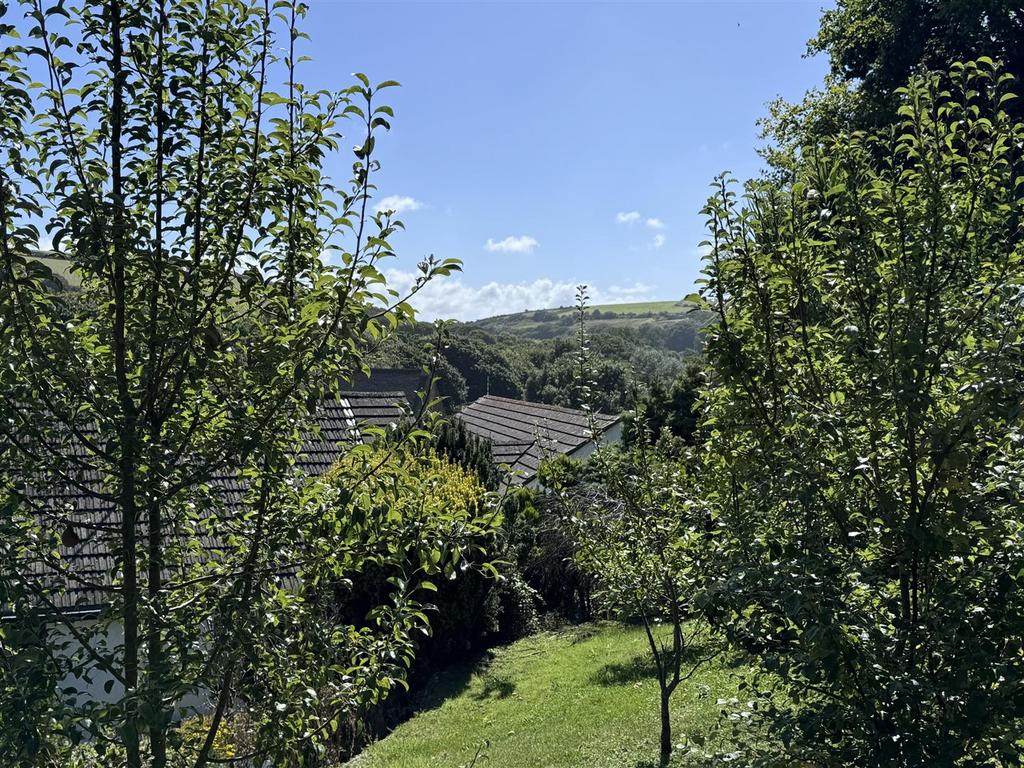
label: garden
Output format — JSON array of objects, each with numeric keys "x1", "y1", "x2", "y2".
[{"x1": 1, "y1": 1, "x2": 1023, "y2": 766}]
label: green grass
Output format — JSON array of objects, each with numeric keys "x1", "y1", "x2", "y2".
[
  {"x1": 348, "y1": 623, "x2": 741, "y2": 768},
  {"x1": 28, "y1": 253, "x2": 82, "y2": 289},
  {"x1": 584, "y1": 300, "x2": 693, "y2": 316}
]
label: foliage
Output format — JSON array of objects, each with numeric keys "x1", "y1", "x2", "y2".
[
  {"x1": 762, "y1": 0, "x2": 1024, "y2": 169},
  {"x1": 322, "y1": 439, "x2": 494, "y2": 577},
  {"x1": 369, "y1": 324, "x2": 527, "y2": 404},
  {"x1": 482, "y1": 569, "x2": 540, "y2": 644},
  {"x1": 525, "y1": 346, "x2": 631, "y2": 413},
  {"x1": 438, "y1": 328, "x2": 530, "y2": 401},
  {"x1": 0, "y1": 613, "x2": 60, "y2": 763},
  {"x1": 697, "y1": 62, "x2": 1024, "y2": 765},
  {"x1": 625, "y1": 361, "x2": 704, "y2": 448},
  {"x1": 506, "y1": 485, "x2": 596, "y2": 624},
  {"x1": 480, "y1": 488, "x2": 544, "y2": 643},
  {"x1": 432, "y1": 417, "x2": 500, "y2": 490},
  {"x1": 536, "y1": 289, "x2": 721, "y2": 765},
  {"x1": 0, "y1": 0, "x2": 463, "y2": 764},
  {"x1": 322, "y1": 436, "x2": 499, "y2": 665},
  {"x1": 371, "y1": 319, "x2": 693, "y2": 413},
  {"x1": 811, "y1": 0, "x2": 1024, "y2": 128}
]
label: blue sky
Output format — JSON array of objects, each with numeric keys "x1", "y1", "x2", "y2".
[
  {"x1": 299, "y1": 1, "x2": 833, "y2": 320},
  {"x1": 312, "y1": 0, "x2": 833, "y2": 321}
]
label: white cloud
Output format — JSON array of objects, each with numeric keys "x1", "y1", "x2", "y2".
[
  {"x1": 651, "y1": 234, "x2": 667, "y2": 249},
  {"x1": 616, "y1": 211, "x2": 641, "y2": 225},
  {"x1": 645, "y1": 217, "x2": 665, "y2": 230},
  {"x1": 384, "y1": 269, "x2": 656, "y2": 321},
  {"x1": 484, "y1": 235, "x2": 539, "y2": 254},
  {"x1": 374, "y1": 195, "x2": 424, "y2": 215},
  {"x1": 602, "y1": 284, "x2": 651, "y2": 303}
]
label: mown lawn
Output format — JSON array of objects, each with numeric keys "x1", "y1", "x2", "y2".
[{"x1": 348, "y1": 622, "x2": 742, "y2": 768}]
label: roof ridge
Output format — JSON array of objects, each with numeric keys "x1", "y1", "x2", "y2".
[{"x1": 474, "y1": 394, "x2": 618, "y2": 420}]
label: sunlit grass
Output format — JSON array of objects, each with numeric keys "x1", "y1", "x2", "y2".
[{"x1": 349, "y1": 622, "x2": 742, "y2": 768}]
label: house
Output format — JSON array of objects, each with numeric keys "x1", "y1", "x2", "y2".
[
  {"x1": 457, "y1": 395, "x2": 623, "y2": 487},
  {"x1": 16, "y1": 378, "x2": 618, "y2": 617}
]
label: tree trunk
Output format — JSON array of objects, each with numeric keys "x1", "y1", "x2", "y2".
[{"x1": 659, "y1": 687, "x2": 672, "y2": 767}]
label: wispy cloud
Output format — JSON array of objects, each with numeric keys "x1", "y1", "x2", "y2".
[
  {"x1": 618, "y1": 211, "x2": 667, "y2": 240},
  {"x1": 606, "y1": 283, "x2": 654, "y2": 300},
  {"x1": 484, "y1": 235, "x2": 539, "y2": 254},
  {"x1": 374, "y1": 195, "x2": 424, "y2": 215},
  {"x1": 385, "y1": 270, "x2": 656, "y2": 321}
]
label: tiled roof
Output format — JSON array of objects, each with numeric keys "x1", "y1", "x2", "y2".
[
  {"x1": 458, "y1": 396, "x2": 620, "y2": 484},
  {"x1": 344, "y1": 390, "x2": 411, "y2": 434},
  {"x1": 341, "y1": 368, "x2": 432, "y2": 414},
  {"x1": 18, "y1": 392, "x2": 409, "y2": 616}
]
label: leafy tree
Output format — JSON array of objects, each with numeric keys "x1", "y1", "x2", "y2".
[
  {"x1": 441, "y1": 328, "x2": 529, "y2": 401},
  {"x1": 544, "y1": 290, "x2": 719, "y2": 767},
  {"x1": 0, "y1": 0, "x2": 464, "y2": 765},
  {"x1": 698, "y1": 62, "x2": 1024, "y2": 765},
  {"x1": 366, "y1": 322, "x2": 469, "y2": 405},
  {"x1": 812, "y1": 0, "x2": 1024, "y2": 127},
  {"x1": 625, "y1": 361, "x2": 704, "y2": 448},
  {"x1": 628, "y1": 346, "x2": 691, "y2": 392},
  {"x1": 544, "y1": 446, "x2": 718, "y2": 767},
  {"x1": 762, "y1": 1, "x2": 1024, "y2": 169},
  {"x1": 525, "y1": 354, "x2": 631, "y2": 413}
]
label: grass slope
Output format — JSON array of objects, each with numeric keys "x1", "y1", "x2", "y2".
[{"x1": 349, "y1": 623, "x2": 740, "y2": 768}]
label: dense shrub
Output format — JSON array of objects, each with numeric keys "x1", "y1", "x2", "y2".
[
  {"x1": 320, "y1": 441, "x2": 498, "y2": 757},
  {"x1": 482, "y1": 570, "x2": 540, "y2": 644},
  {"x1": 500, "y1": 480, "x2": 595, "y2": 623},
  {"x1": 433, "y1": 417, "x2": 500, "y2": 490}
]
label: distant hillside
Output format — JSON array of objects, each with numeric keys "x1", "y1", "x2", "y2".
[{"x1": 469, "y1": 299, "x2": 711, "y2": 351}]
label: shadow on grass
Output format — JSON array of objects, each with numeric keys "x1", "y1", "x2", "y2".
[
  {"x1": 408, "y1": 649, "x2": 517, "y2": 710},
  {"x1": 407, "y1": 651, "x2": 492, "y2": 714},
  {"x1": 591, "y1": 653, "x2": 659, "y2": 686},
  {"x1": 592, "y1": 643, "x2": 716, "y2": 687},
  {"x1": 473, "y1": 673, "x2": 516, "y2": 700}
]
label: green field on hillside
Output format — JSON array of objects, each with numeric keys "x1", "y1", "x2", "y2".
[
  {"x1": 584, "y1": 300, "x2": 693, "y2": 316},
  {"x1": 468, "y1": 300, "x2": 710, "y2": 347},
  {"x1": 349, "y1": 623, "x2": 742, "y2": 768},
  {"x1": 476, "y1": 300, "x2": 692, "y2": 322}
]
